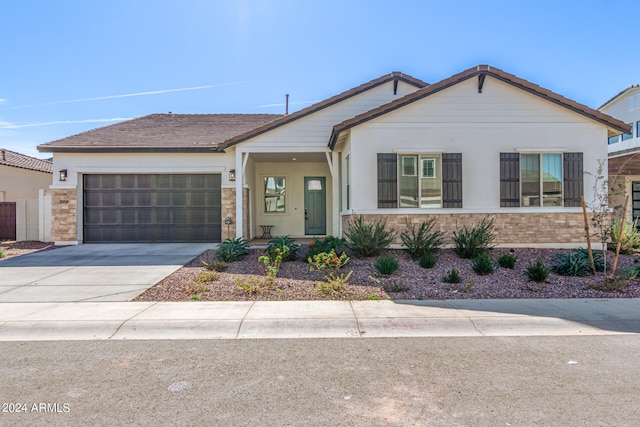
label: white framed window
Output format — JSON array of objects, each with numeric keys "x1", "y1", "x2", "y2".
[
  {"x1": 264, "y1": 176, "x2": 286, "y2": 213},
  {"x1": 401, "y1": 156, "x2": 417, "y2": 176},
  {"x1": 422, "y1": 158, "x2": 436, "y2": 178},
  {"x1": 399, "y1": 154, "x2": 442, "y2": 208}
]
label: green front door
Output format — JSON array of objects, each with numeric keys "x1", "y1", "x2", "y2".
[{"x1": 304, "y1": 177, "x2": 326, "y2": 235}]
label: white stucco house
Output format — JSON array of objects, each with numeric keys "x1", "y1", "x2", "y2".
[
  {"x1": 37, "y1": 65, "x2": 629, "y2": 247},
  {"x1": 0, "y1": 148, "x2": 53, "y2": 241},
  {"x1": 599, "y1": 85, "x2": 640, "y2": 225}
]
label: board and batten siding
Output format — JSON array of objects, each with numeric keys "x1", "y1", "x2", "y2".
[{"x1": 347, "y1": 76, "x2": 607, "y2": 212}]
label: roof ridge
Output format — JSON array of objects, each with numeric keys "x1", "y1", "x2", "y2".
[{"x1": 0, "y1": 147, "x2": 53, "y2": 173}]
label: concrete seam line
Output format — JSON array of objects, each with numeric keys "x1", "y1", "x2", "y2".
[
  {"x1": 443, "y1": 299, "x2": 486, "y2": 336},
  {"x1": 236, "y1": 301, "x2": 255, "y2": 339},
  {"x1": 348, "y1": 301, "x2": 364, "y2": 337},
  {"x1": 108, "y1": 301, "x2": 158, "y2": 340}
]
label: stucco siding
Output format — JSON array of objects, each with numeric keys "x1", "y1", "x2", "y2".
[{"x1": 0, "y1": 164, "x2": 51, "y2": 201}]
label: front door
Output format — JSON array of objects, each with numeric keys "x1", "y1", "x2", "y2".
[{"x1": 304, "y1": 177, "x2": 326, "y2": 235}]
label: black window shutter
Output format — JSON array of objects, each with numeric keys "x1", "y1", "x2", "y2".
[
  {"x1": 563, "y1": 152, "x2": 583, "y2": 207},
  {"x1": 500, "y1": 153, "x2": 520, "y2": 207},
  {"x1": 442, "y1": 153, "x2": 462, "y2": 208},
  {"x1": 377, "y1": 153, "x2": 397, "y2": 208}
]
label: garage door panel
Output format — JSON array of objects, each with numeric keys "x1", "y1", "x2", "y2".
[{"x1": 83, "y1": 174, "x2": 221, "y2": 243}]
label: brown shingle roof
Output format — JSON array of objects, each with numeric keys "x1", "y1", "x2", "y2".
[
  {"x1": 0, "y1": 148, "x2": 52, "y2": 173},
  {"x1": 37, "y1": 114, "x2": 282, "y2": 153},
  {"x1": 329, "y1": 65, "x2": 632, "y2": 149}
]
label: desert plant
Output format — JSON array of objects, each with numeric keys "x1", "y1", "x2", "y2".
[
  {"x1": 182, "y1": 280, "x2": 210, "y2": 296},
  {"x1": 194, "y1": 270, "x2": 219, "y2": 283},
  {"x1": 400, "y1": 217, "x2": 444, "y2": 260},
  {"x1": 551, "y1": 251, "x2": 592, "y2": 277},
  {"x1": 267, "y1": 235, "x2": 299, "y2": 261},
  {"x1": 202, "y1": 259, "x2": 228, "y2": 271},
  {"x1": 497, "y1": 252, "x2": 517, "y2": 269},
  {"x1": 442, "y1": 268, "x2": 462, "y2": 284},
  {"x1": 258, "y1": 246, "x2": 289, "y2": 283},
  {"x1": 344, "y1": 215, "x2": 396, "y2": 258},
  {"x1": 216, "y1": 237, "x2": 249, "y2": 262},
  {"x1": 419, "y1": 251, "x2": 438, "y2": 269},
  {"x1": 526, "y1": 259, "x2": 549, "y2": 283},
  {"x1": 382, "y1": 279, "x2": 405, "y2": 293},
  {"x1": 472, "y1": 252, "x2": 495, "y2": 275},
  {"x1": 307, "y1": 236, "x2": 346, "y2": 258},
  {"x1": 610, "y1": 219, "x2": 640, "y2": 255},
  {"x1": 314, "y1": 271, "x2": 352, "y2": 295},
  {"x1": 619, "y1": 266, "x2": 640, "y2": 280},
  {"x1": 0, "y1": 248, "x2": 5, "y2": 259},
  {"x1": 452, "y1": 217, "x2": 496, "y2": 259},
  {"x1": 588, "y1": 275, "x2": 631, "y2": 292},
  {"x1": 236, "y1": 276, "x2": 270, "y2": 294},
  {"x1": 374, "y1": 255, "x2": 400, "y2": 275},
  {"x1": 575, "y1": 248, "x2": 606, "y2": 272}
]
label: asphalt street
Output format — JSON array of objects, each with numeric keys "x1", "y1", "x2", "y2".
[{"x1": 2, "y1": 336, "x2": 640, "y2": 426}]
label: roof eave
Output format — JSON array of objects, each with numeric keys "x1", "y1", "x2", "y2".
[{"x1": 37, "y1": 145, "x2": 223, "y2": 154}]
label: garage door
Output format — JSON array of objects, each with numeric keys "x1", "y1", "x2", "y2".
[{"x1": 83, "y1": 174, "x2": 221, "y2": 243}]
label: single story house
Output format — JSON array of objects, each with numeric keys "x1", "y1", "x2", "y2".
[
  {"x1": 37, "y1": 65, "x2": 629, "y2": 247},
  {"x1": 0, "y1": 148, "x2": 53, "y2": 241}
]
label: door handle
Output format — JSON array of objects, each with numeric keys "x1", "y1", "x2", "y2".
[{"x1": 305, "y1": 208, "x2": 308, "y2": 220}]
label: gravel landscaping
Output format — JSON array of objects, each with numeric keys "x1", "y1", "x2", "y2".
[
  {"x1": 0, "y1": 241, "x2": 57, "y2": 260},
  {"x1": 134, "y1": 247, "x2": 640, "y2": 302}
]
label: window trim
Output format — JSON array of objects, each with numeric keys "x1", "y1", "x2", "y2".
[
  {"x1": 263, "y1": 175, "x2": 287, "y2": 214},
  {"x1": 399, "y1": 153, "x2": 442, "y2": 208},
  {"x1": 422, "y1": 158, "x2": 436, "y2": 179},
  {"x1": 401, "y1": 156, "x2": 417, "y2": 176},
  {"x1": 519, "y1": 152, "x2": 563, "y2": 207}
]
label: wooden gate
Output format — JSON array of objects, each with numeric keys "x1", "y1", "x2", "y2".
[{"x1": 0, "y1": 202, "x2": 16, "y2": 240}]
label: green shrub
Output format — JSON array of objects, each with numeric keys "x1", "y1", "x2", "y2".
[
  {"x1": 267, "y1": 235, "x2": 299, "y2": 261},
  {"x1": 419, "y1": 251, "x2": 438, "y2": 269},
  {"x1": 526, "y1": 259, "x2": 549, "y2": 283},
  {"x1": 236, "y1": 276, "x2": 271, "y2": 294},
  {"x1": 315, "y1": 271, "x2": 352, "y2": 295},
  {"x1": 307, "y1": 236, "x2": 346, "y2": 258},
  {"x1": 472, "y1": 252, "x2": 495, "y2": 275},
  {"x1": 0, "y1": 248, "x2": 5, "y2": 259},
  {"x1": 442, "y1": 268, "x2": 462, "y2": 284},
  {"x1": 216, "y1": 237, "x2": 249, "y2": 262},
  {"x1": 400, "y1": 217, "x2": 444, "y2": 260},
  {"x1": 497, "y1": 252, "x2": 517, "y2": 269},
  {"x1": 344, "y1": 215, "x2": 396, "y2": 258},
  {"x1": 194, "y1": 270, "x2": 219, "y2": 283},
  {"x1": 619, "y1": 266, "x2": 639, "y2": 280},
  {"x1": 202, "y1": 260, "x2": 228, "y2": 271},
  {"x1": 552, "y1": 249, "x2": 606, "y2": 276},
  {"x1": 182, "y1": 281, "x2": 210, "y2": 296},
  {"x1": 452, "y1": 217, "x2": 496, "y2": 259},
  {"x1": 611, "y1": 219, "x2": 640, "y2": 255},
  {"x1": 374, "y1": 256, "x2": 400, "y2": 275},
  {"x1": 259, "y1": 247, "x2": 289, "y2": 283}
]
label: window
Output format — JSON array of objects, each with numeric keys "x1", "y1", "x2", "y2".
[
  {"x1": 637, "y1": 121, "x2": 640, "y2": 138},
  {"x1": 520, "y1": 153, "x2": 562, "y2": 207},
  {"x1": 608, "y1": 135, "x2": 620, "y2": 145},
  {"x1": 264, "y1": 176, "x2": 285, "y2": 213},
  {"x1": 622, "y1": 123, "x2": 633, "y2": 141},
  {"x1": 345, "y1": 155, "x2": 350, "y2": 210},
  {"x1": 628, "y1": 93, "x2": 640, "y2": 111},
  {"x1": 399, "y1": 154, "x2": 442, "y2": 208}
]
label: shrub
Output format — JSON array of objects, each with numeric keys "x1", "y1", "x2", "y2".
[
  {"x1": 442, "y1": 268, "x2": 462, "y2": 284},
  {"x1": 588, "y1": 275, "x2": 631, "y2": 292},
  {"x1": 267, "y1": 235, "x2": 299, "y2": 261},
  {"x1": 400, "y1": 217, "x2": 444, "y2": 260},
  {"x1": 610, "y1": 219, "x2": 640, "y2": 255},
  {"x1": 497, "y1": 252, "x2": 517, "y2": 269},
  {"x1": 0, "y1": 248, "x2": 5, "y2": 259},
  {"x1": 551, "y1": 249, "x2": 606, "y2": 276},
  {"x1": 182, "y1": 280, "x2": 210, "y2": 296},
  {"x1": 344, "y1": 215, "x2": 396, "y2": 258},
  {"x1": 419, "y1": 251, "x2": 438, "y2": 269},
  {"x1": 315, "y1": 271, "x2": 352, "y2": 296},
  {"x1": 258, "y1": 247, "x2": 289, "y2": 283},
  {"x1": 236, "y1": 276, "x2": 270, "y2": 294},
  {"x1": 452, "y1": 217, "x2": 496, "y2": 259},
  {"x1": 202, "y1": 260, "x2": 228, "y2": 271},
  {"x1": 526, "y1": 259, "x2": 549, "y2": 283},
  {"x1": 216, "y1": 237, "x2": 249, "y2": 262},
  {"x1": 619, "y1": 266, "x2": 639, "y2": 280},
  {"x1": 194, "y1": 271, "x2": 219, "y2": 283},
  {"x1": 382, "y1": 279, "x2": 405, "y2": 293},
  {"x1": 374, "y1": 256, "x2": 399, "y2": 275},
  {"x1": 472, "y1": 252, "x2": 494, "y2": 275},
  {"x1": 307, "y1": 236, "x2": 346, "y2": 259}
]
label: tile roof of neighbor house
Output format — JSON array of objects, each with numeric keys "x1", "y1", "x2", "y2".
[
  {"x1": 0, "y1": 148, "x2": 52, "y2": 173},
  {"x1": 37, "y1": 114, "x2": 283, "y2": 152},
  {"x1": 37, "y1": 72, "x2": 428, "y2": 153},
  {"x1": 329, "y1": 65, "x2": 632, "y2": 148},
  {"x1": 598, "y1": 84, "x2": 640, "y2": 110}
]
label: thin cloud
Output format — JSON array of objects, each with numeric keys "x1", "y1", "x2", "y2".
[
  {"x1": 0, "y1": 118, "x2": 132, "y2": 129},
  {"x1": 254, "y1": 100, "x2": 320, "y2": 108},
  {"x1": 0, "y1": 99, "x2": 6, "y2": 103},
  {"x1": 2, "y1": 80, "x2": 258, "y2": 110}
]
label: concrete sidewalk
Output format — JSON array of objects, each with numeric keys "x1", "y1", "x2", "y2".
[{"x1": 0, "y1": 298, "x2": 639, "y2": 341}]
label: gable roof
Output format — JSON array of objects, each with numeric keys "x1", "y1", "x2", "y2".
[
  {"x1": 217, "y1": 72, "x2": 429, "y2": 150},
  {"x1": 0, "y1": 148, "x2": 52, "y2": 173},
  {"x1": 38, "y1": 114, "x2": 282, "y2": 153},
  {"x1": 329, "y1": 65, "x2": 632, "y2": 149},
  {"x1": 598, "y1": 84, "x2": 640, "y2": 110}
]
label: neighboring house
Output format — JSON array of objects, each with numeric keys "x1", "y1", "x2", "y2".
[
  {"x1": 599, "y1": 85, "x2": 640, "y2": 225},
  {"x1": 0, "y1": 148, "x2": 53, "y2": 241},
  {"x1": 37, "y1": 65, "x2": 629, "y2": 247}
]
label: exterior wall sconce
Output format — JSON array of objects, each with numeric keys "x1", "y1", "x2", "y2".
[
  {"x1": 59, "y1": 169, "x2": 68, "y2": 181},
  {"x1": 229, "y1": 169, "x2": 236, "y2": 181}
]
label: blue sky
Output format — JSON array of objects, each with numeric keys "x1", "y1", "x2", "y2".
[{"x1": 1, "y1": 0, "x2": 638, "y2": 158}]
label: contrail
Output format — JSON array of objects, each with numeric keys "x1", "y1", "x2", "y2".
[
  {"x1": 254, "y1": 100, "x2": 320, "y2": 108},
  {"x1": 0, "y1": 118, "x2": 132, "y2": 129},
  {"x1": 1, "y1": 80, "x2": 258, "y2": 110}
]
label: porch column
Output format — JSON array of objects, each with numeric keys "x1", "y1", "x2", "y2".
[
  {"x1": 328, "y1": 152, "x2": 340, "y2": 236},
  {"x1": 235, "y1": 149, "x2": 244, "y2": 239}
]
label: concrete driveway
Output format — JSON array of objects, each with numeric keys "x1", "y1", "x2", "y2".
[{"x1": 0, "y1": 243, "x2": 214, "y2": 302}]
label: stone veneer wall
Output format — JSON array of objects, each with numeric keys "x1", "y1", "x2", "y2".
[
  {"x1": 50, "y1": 188, "x2": 78, "y2": 242},
  {"x1": 220, "y1": 187, "x2": 250, "y2": 240},
  {"x1": 341, "y1": 212, "x2": 589, "y2": 246}
]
